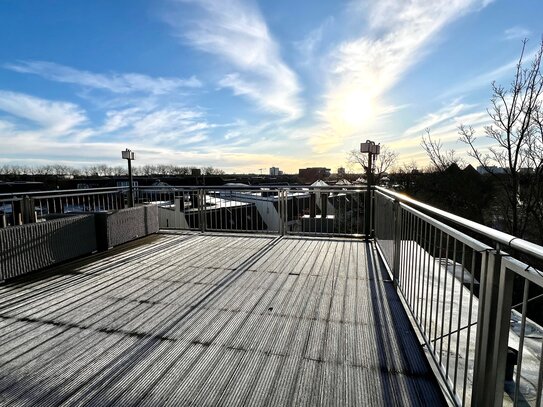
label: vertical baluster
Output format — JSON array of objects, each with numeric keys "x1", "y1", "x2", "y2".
[
  {"x1": 536, "y1": 337, "x2": 543, "y2": 407},
  {"x1": 453, "y1": 243, "x2": 467, "y2": 392},
  {"x1": 427, "y1": 226, "x2": 438, "y2": 341},
  {"x1": 514, "y1": 279, "x2": 530, "y2": 405},
  {"x1": 412, "y1": 215, "x2": 421, "y2": 310},
  {"x1": 417, "y1": 220, "x2": 429, "y2": 325},
  {"x1": 407, "y1": 212, "x2": 416, "y2": 308},
  {"x1": 439, "y1": 234, "x2": 450, "y2": 365},
  {"x1": 423, "y1": 224, "x2": 434, "y2": 336},
  {"x1": 446, "y1": 238, "x2": 458, "y2": 376},
  {"x1": 404, "y1": 211, "x2": 412, "y2": 303},
  {"x1": 462, "y1": 249, "x2": 477, "y2": 406}
]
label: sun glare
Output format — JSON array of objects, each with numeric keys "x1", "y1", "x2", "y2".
[{"x1": 339, "y1": 90, "x2": 374, "y2": 128}]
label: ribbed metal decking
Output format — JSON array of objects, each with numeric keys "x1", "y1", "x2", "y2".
[{"x1": 0, "y1": 232, "x2": 445, "y2": 406}]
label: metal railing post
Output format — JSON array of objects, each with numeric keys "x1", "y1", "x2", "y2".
[
  {"x1": 364, "y1": 188, "x2": 371, "y2": 239},
  {"x1": 472, "y1": 248, "x2": 513, "y2": 406},
  {"x1": 279, "y1": 190, "x2": 286, "y2": 236},
  {"x1": 392, "y1": 199, "x2": 402, "y2": 287},
  {"x1": 198, "y1": 189, "x2": 206, "y2": 232}
]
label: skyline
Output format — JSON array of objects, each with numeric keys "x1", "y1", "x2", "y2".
[{"x1": 0, "y1": 0, "x2": 542, "y2": 173}]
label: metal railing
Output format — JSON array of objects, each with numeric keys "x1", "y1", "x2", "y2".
[
  {"x1": 138, "y1": 185, "x2": 367, "y2": 237},
  {"x1": 0, "y1": 187, "x2": 127, "y2": 226},
  {"x1": 374, "y1": 186, "x2": 543, "y2": 407},
  {"x1": 0, "y1": 185, "x2": 367, "y2": 236}
]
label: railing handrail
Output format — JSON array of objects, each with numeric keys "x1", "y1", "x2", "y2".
[
  {"x1": 0, "y1": 186, "x2": 128, "y2": 199},
  {"x1": 0, "y1": 184, "x2": 365, "y2": 199},
  {"x1": 137, "y1": 184, "x2": 366, "y2": 190},
  {"x1": 375, "y1": 185, "x2": 543, "y2": 262}
]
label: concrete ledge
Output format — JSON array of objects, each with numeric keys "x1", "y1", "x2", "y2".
[
  {"x1": 0, "y1": 214, "x2": 97, "y2": 281},
  {"x1": 95, "y1": 204, "x2": 159, "y2": 250}
]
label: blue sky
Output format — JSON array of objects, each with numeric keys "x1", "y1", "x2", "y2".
[{"x1": 0, "y1": 0, "x2": 541, "y2": 173}]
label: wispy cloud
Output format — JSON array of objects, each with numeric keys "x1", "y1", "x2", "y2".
[
  {"x1": 386, "y1": 99, "x2": 492, "y2": 164},
  {"x1": 504, "y1": 26, "x2": 531, "y2": 41},
  {"x1": 294, "y1": 16, "x2": 334, "y2": 66},
  {"x1": 164, "y1": 0, "x2": 303, "y2": 119},
  {"x1": 310, "y1": 0, "x2": 493, "y2": 153},
  {"x1": 440, "y1": 45, "x2": 539, "y2": 99},
  {"x1": 403, "y1": 100, "x2": 473, "y2": 136},
  {"x1": 5, "y1": 60, "x2": 202, "y2": 94},
  {"x1": 0, "y1": 87, "x2": 225, "y2": 158},
  {"x1": 0, "y1": 90, "x2": 87, "y2": 135}
]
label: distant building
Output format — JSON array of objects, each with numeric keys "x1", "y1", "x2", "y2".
[
  {"x1": 270, "y1": 167, "x2": 280, "y2": 176},
  {"x1": 337, "y1": 167, "x2": 346, "y2": 176},
  {"x1": 477, "y1": 166, "x2": 534, "y2": 175},
  {"x1": 116, "y1": 180, "x2": 139, "y2": 188},
  {"x1": 477, "y1": 165, "x2": 506, "y2": 175},
  {"x1": 299, "y1": 167, "x2": 331, "y2": 184},
  {"x1": 191, "y1": 168, "x2": 202, "y2": 176}
]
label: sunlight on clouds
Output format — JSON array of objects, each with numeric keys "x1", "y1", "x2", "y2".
[
  {"x1": 311, "y1": 0, "x2": 493, "y2": 154},
  {"x1": 328, "y1": 88, "x2": 375, "y2": 132},
  {"x1": 0, "y1": 90, "x2": 87, "y2": 135},
  {"x1": 403, "y1": 101, "x2": 470, "y2": 136},
  {"x1": 165, "y1": 0, "x2": 303, "y2": 119},
  {"x1": 0, "y1": 133, "x2": 325, "y2": 173},
  {"x1": 388, "y1": 99, "x2": 494, "y2": 168}
]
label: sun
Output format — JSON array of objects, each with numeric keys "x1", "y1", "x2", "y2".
[{"x1": 339, "y1": 90, "x2": 375, "y2": 129}]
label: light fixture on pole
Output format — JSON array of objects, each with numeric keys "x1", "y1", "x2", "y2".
[
  {"x1": 121, "y1": 148, "x2": 135, "y2": 207},
  {"x1": 360, "y1": 140, "x2": 380, "y2": 238}
]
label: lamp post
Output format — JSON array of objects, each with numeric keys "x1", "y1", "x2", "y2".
[
  {"x1": 360, "y1": 140, "x2": 380, "y2": 238},
  {"x1": 122, "y1": 149, "x2": 135, "y2": 208}
]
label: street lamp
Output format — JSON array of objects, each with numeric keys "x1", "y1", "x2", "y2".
[
  {"x1": 122, "y1": 148, "x2": 135, "y2": 207},
  {"x1": 360, "y1": 140, "x2": 380, "y2": 238}
]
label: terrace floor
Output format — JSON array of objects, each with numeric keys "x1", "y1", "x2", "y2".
[{"x1": 0, "y1": 232, "x2": 445, "y2": 406}]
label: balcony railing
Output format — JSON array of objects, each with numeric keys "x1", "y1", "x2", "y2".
[
  {"x1": 374, "y1": 186, "x2": 543, "y2": 407},
  {"x1": 1, "y1": 183, "x2": 542, "y2": 406},
  {"x1": 0, "y1": 187, "x2": 126, "y2": 226},
  {"x1": 137, "y1": 185, "x2": 368, "y2": 237}
]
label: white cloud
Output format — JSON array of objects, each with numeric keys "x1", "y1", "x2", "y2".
[
  {"x1": 504, "y1": 26, "x2": 531, "y2": 41},
  {"x1": 0, "y1": 90, "x2": 87, "y2": 135},
  {"x1": 310, "y1": 0, "x2": 493, "y2": 153},
  {"x1": 440, "y1": 46, "x2": 539, "y2": 99},
  {"x1": 96, "y1": 105, "x2": 222, "y2": 147},
  {"x1": 385, "y1": 100, "x2": 492, "y2": 165},
  {"x1": 403, "y1": 100, "x2": 473, "y2": 136},
  {"x1": 164, "y1": 0, "x2": 303, "y2": 119},
  {"x1": 5, "y1": 60, "x2": 202, "y2": 94}
]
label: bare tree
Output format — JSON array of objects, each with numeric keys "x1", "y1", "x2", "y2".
[
  {"x1": 421, "y1": 129, "x2": 464, "y2": 172},
  {"x1": 402, "y1": 160, "x2": 421, "y2": 174},
  {"x1": 459, "y1": 38, "x2": 543, "y2": 238},
  {"x1": 204, "y1": 167, "x2": 225, "y2": 175},
  {"x1": 111, "y1": 166, "x2": 126, "y2": 176},
  {"x1": 347, "y1": 145, "x2": 398, "y2": 181}
]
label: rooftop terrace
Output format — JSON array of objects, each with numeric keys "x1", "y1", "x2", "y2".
[
  {"x1": 1, "y1": 185, "x2": 543, "y2": 406},
  {"x1": 0, "y1": 232, "x2": 445, "y2": 406}
]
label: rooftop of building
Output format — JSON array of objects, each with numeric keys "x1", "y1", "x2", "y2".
[{"x1": 0, "y1": 232, "x2": 445, "y2": 406}]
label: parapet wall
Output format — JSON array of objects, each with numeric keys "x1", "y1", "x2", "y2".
[
  {"x1": 0, "y1": 214, "x2": 97, "y2": 280},
  {"x1": 0, "y1": 204, "x2": 159, "y2": 282}
]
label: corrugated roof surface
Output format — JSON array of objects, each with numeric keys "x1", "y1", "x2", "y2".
[{"x1": 0, "y1": 232, "x2": 445, "y2": 406}]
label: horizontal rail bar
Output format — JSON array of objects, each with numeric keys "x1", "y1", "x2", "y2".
[{"x1": 376, "y1": 186, "x2": 543, "y2": 262}]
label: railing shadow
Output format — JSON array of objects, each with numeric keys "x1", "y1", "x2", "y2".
[{"x1": 365, "y1": 242, "x2": 447, "y2": 406}]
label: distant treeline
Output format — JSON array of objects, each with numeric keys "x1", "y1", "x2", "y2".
[{"x1": 0, "y1": 164, "x2": 225, "y2": 177}]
